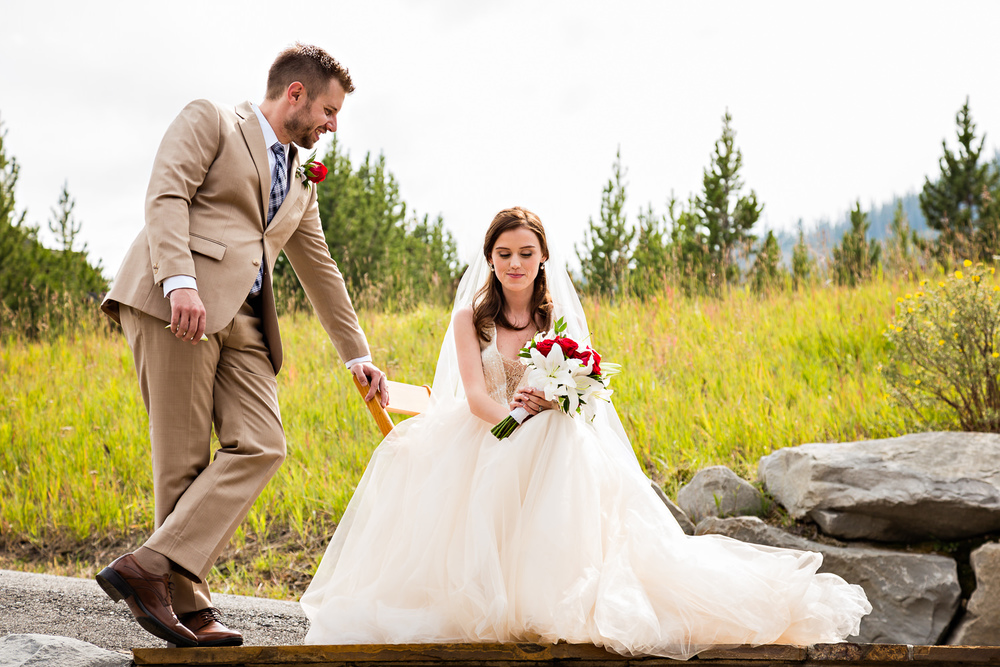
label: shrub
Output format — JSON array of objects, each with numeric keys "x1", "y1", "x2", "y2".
[{"x1": 882, "y1": 260, "x2": 1000, "y2": 431}]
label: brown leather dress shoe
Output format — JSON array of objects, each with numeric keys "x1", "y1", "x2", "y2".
[
  {"x1": 95, "y1": 554, "x2": 198, "y2": 648},
  {"x1": 176, "y1": 607, "x2": 243, "y2": 647}
]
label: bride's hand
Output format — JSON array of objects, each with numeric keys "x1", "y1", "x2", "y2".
[{"x1": 511, "y1": 388, "x2": 558, "y2": 416}]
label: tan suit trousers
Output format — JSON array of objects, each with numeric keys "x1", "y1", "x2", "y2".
[{"x1": 119, "y1": 299, "x2": 285, "y2": 614}]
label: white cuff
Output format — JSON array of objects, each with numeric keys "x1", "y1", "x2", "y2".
[
  {"x1": 163, "y1": 275, "x2": 197, "y2": 297},
  {"x1": 345, "y1": 355, "x2": 372, "y2": 370}
]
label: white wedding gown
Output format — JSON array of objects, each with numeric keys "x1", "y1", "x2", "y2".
[{"x1": 300, "y1": 323, "x2": 871, "y2": 659}]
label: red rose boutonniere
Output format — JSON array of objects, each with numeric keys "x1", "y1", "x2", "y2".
[{"x1": 296, "y1": 151, "x2": 328, "y2": 186}]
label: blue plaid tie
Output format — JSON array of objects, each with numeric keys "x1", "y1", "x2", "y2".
[{"x1": 250, "y1": 142, "x2": 288, "y2": 296}]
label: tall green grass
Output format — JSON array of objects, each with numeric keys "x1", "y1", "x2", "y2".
[{"x1": 0, "y1": 280, "x2": 947, "y2": 598}]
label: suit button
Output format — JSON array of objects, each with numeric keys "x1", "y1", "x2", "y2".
[{"x1": 252, "y1": 259, "x2": 260, "y2": 266}]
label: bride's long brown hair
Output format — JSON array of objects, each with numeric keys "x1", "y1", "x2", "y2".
[{"x1": 473, "y1": 207, "x2": 554, "y2": 342}]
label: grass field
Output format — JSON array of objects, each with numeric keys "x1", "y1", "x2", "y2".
[{"x1": 0, "y1": 280, "x2": 948, "y2": 599}]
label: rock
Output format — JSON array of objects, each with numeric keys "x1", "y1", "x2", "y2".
[
  {"x1": 650, "y1": 482, "x2": 695, "y2": 535},
  {"x1": 0, "y1": 634, "x2": 131, "y2": 667},
  {"x1": 758, "y1": 431, "x2": 1000, "y2": 541},
  {"x1": 676, "y1": 465, "x2": 764, "y2": 523},
  {"x1": 948, "y1": 542, "x2": 1000, "y2": 645},
  {"x1": 696, "y1": 516, "x2": 961, "y2": 645}
]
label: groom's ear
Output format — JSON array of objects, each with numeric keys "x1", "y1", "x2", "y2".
[{"x1": 286, "y1": 82, "x2": 306, "y2": 105}]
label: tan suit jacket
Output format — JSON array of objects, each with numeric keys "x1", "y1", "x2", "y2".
[{"x1": 102, "y1": 99, "x2": 369, "y2": 372}]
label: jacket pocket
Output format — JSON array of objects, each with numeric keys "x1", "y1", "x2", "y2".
[{"x1": 189, "y1": 233, "x2": 227, "y2": 260}]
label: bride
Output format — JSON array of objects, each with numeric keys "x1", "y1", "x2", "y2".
[{"x1": 300, "y1": 207, "x2": 871, "y2": 659}]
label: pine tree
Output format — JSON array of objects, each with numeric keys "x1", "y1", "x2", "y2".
[
  {"x1": 630, "y1": 203, "x2": 669, "y2": 297},
  {"x1": 665, "y1": 193, "x2": 710, "y2": 295},
  {"x1": 576, "y1": 147, "x2": 635, "y2": 296},
  {"x1": 0, "y1": 119, "x2": 107, "y2": 337},
  {"x1": 750, "y1": 230, "x2": 785, "y2": 294},
  {"x1": 48, "y1": 181, "x2": 81, "y2": 254},
  {"x1": 698, "y1": 110, "x2": 762, "y2": 288},
  {"x1": 919, "y1": 97, "x2": 1000, "y2": 263},
  {"x1": 271, "y1": 136, "x2": 462, "y2": 312},
  {"x1": 832, "y1": 201, "x2": 881, "y2": 287},
  {"x1": 791, "y1": 220, "x2": 814, "y2": 290},
  {"x1": 884, "y1": 199, "x2": 920, "y2": 279},
  {"x1": 0, "y1": 118, "x2": 29, "y2": 309}
]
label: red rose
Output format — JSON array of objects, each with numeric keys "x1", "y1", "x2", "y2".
[
  {"x1": 534, "y1": 339, "x2": 555, "y2": 356},
  {"x1": 577, "y1": 347, "x2": 601, "y2": 375},
  {"x1": 555, "y1": 336, "x2": 578, "y2": 358},
  {"x1": 305, "y1": 160, "x2": 328, "y2": 183}
]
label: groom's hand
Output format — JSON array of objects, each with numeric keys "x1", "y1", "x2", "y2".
[
  {"x1": 168, "y1": 288, "x2": 207, "y2": 345},
  {"x1": 351, "y1": 362, "x2": 388, "y2": 408}
]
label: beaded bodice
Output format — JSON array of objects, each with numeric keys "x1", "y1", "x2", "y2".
[{"x1": 480, "y1": 323, "x2": 530, "y2": 405}]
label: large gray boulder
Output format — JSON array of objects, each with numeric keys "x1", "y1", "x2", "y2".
[
  {"x1": 758, "y1": 432, "x2": 1000, "y2": 541},
  {"x1": 696, "y1": 516, "x2": 961, "y2": 645},
  {"x1": 948, "y1": 542, "x2": 1000, "y2": 645},
  {"x1": 676, "y1": 465, "x2": 764, "y2": 524},
  {"x1": 650, "y1": 482, "x2": 695, "y2": 535},
  {"x1": 0, "y1": 634, "x2": 131, "y2": 667}
]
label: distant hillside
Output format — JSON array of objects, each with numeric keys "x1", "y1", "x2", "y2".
[
  {"x1": 773, "y1": 190, "x2": 928, "y2": 265},
  {"x1": 772, "y1": 150, "x2": 1000, "y2": 265}
]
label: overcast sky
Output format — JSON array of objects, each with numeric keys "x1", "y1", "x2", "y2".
[{"x1": 3, "y1": 0, "x2": 1000, "y2": 277}]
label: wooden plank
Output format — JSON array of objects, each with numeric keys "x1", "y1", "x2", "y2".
[
  {"x1": 132, "y1": 642, "x2": 1000, "y2": 667},
  {"x1": 698, "y1": 644, "x2": 807, "y2": 661},
  {"x1": 806, "y1": 644, "x2": 913, "y2": 662},
  {"x1": 911, "y1": 645, "x2": 1000, "y2": 663}
]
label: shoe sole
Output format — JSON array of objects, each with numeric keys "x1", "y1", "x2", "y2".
[
  {"x1": 168, "y1": 636, "x2": 243, "y2": 648},
  {"x1": 96, "y1": 566, "x2": 199, "y2": 648}
]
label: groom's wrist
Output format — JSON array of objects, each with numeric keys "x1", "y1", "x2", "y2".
[
  {"x1": 163, "y1": 275, "x2": 198, "y2": 297},
  {"x1": 346, "y1": 355, "x2": 372, "y2": 370}
]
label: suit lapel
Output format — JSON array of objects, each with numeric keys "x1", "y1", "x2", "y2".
[{"x1": 236, "y1": 101, "x2": 271, "y2": 229}]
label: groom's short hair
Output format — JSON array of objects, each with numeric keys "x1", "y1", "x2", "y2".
[{"x1": 266, "y1": 43, "x2": 355, "y2": 100}]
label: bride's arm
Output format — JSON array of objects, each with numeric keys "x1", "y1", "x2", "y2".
[{"x1": 454, "y1": 306, "x2": 512, "y2": 424}]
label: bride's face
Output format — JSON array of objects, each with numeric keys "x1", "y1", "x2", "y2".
[{"x1": 490, "y1": 227, "x2": 546, "y2": 293}]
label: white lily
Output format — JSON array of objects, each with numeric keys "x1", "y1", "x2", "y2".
[{"x1": 526, "y1": 345, "x2": 579, "y2": 401}]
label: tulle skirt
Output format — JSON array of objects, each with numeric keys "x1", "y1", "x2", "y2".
[{"x1": 300, "y1": 401, "x2": 870, "y2": 659}]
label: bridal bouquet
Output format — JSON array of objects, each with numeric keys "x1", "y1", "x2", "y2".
[{"x1": 491, "y1": 317, "x2": 620, "y2": 440}]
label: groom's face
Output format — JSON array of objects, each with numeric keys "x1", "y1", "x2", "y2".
[{"x1": 285, "y1": 79, "x2": 346, "y2": 149}]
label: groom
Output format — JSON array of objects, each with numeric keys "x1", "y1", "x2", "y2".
[{"x1": 98, "y1": 43, "x2": 388, "y2": 647}]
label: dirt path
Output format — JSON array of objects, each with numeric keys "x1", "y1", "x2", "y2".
[{"x1": 0, "y1": 569, "x2": 308, "y2": 654}]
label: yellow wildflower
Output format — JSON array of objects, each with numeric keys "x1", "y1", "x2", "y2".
[
  {"x1": 920, "y1": 279, "x2": 928, "y2": 286},
  {"x1": 905, "y1": 293, "x2": 912, "y2": 299},
  {"x1": 938, "y1": 340, "x2": 945, "y2": 346},
  {"x1": 916, "y1": 292, "x2": 924, "y2": 298},
  {"x1": 896, "y1": 297, "x2": 904, "y2": 303},
  {"x1": 956, "y1": 270, "x2": 964, "y2": 279},
  {"x1": 915, "y1": 379, "x2": 922, "y2": 385},
  {"x1": 994, "y1": 353, "x2": 999, "y2": 358},
  {"x1": 964, "y1": 259, "x2": 973, "y2": 267},
  {"x1": 907, "y1": 307, "x2": 914, "y2": 313},
  {"x1": 973, "y1": 275, "x2": 981, "y2": 282},
  {"x1": 939, "y1": 281, "x2": 946, "y2": 287},
  {"x1": 991, "y1": 268, "x2": 996, "y2": 275}
]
